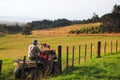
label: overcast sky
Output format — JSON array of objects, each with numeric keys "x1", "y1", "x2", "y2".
[{"x1": 0, "y1": 0, "x2": 120, "y2": 22}]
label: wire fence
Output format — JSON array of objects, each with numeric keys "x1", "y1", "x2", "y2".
[{"x1": 58, "y1": 40, "x2": 120, "y2": 71}]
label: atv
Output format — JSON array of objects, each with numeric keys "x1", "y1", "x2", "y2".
[{"x1": 14, "y1": 44, "x2": 60, "y2": 80}]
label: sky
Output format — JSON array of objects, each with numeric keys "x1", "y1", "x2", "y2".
[{"x1": 0, "y1": 0, "x2": 120, "y2": 22}]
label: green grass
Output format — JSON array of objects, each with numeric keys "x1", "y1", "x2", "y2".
[
  {"x1": 1, "y1": 52, "x2": 120, "y2": 79},
  {"x1": 0, "y1": 33, "x2": 120, "y2": 79},
  {"x1": 0, "y1": 33, "x2": 120, "y2": 58},
  {"x1": 50, "y1": 52, "x2": 120, "y2": 80},
  {"x1": 0, "y1": 58, "x2": 14, "y2": 79}
]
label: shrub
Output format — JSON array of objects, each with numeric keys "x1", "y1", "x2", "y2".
[
  {"x1": 69, "y1": 26, "x2": 105, "y2": 34},
  {"x1": 69, "y1": 30, "x2": 76, "y2": 34}
]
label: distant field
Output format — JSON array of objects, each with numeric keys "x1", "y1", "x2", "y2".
[{"x1": 32, "y1": 22, "x2": 101, "y2": 36}]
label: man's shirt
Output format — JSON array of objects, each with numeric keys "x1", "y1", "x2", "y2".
[{"x1": 28, "y1": 44, "x2": 40, "y2": 58}]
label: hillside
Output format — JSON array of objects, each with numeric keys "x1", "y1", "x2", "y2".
[
  {"x1": 50, "y1": 52, "x2": 120, "y2": 80},
  {"x1": 0, "y1": 22, "x2": 120, "y2": 79},
  {"x1": 32, "y1": 23, "x2": 101, "y2": 36}
]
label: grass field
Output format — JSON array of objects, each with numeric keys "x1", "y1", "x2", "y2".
[
  {"x1": 32, "y1": 22, "x2": 101, "y2": 36},
  {"x1": 50, "y1": 51, "x2": 120, "y2": 80},
  {"x1": 0, "y1": 33, "x2": 120, "y2": 58},
  {"x1": 0, "y1": 23, "x2": 120, "y2": 79}
]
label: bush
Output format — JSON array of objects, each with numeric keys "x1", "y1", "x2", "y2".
[
  {"x1": 69, "y1": 30, "x2": 76, "y2": 34},
  {"x1": 69, "y1": 26, "x2": 105, "y2": 34}
]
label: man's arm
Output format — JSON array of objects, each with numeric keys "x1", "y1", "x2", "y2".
[{"x1": 35, "y1": 46, "x2": 40, "y2": 56}]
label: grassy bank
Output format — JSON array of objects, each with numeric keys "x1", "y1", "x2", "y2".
[
  {"x1": 1, "y1": 51, "x2": 120, "y2": 79},
  {"x1": 50, "y1": 51, "x2": 120, "y2": 80},
  {"x1": 0, "y1": 58, "x2": 14, "y2": 79}
]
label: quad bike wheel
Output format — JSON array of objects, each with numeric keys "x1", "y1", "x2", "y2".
[
  {"x1": 36, "y1": 70, "x2": 43, "y2": 80},
  {"x1": 30, "y1": 69, "x2": 43, "y2": 80},
  {"x1": 14, "y1": 67, "x2": 22, "y2": 79},
  {"x1": 52, "y1": 62, "x2": 60, "y2": 75}
]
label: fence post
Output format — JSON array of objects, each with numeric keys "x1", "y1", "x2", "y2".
[
  {"x1": 116, "y1": 40, "x2": 118, "y2": 53},
  {"x1": 72, "y1": 46, "x2": 74, "y2": 67},
  {"x1": 66, "y1": 46, "x2": 69, "y2": 69},
  {"x1": 79, "y1": 45, "x2": 81, "y2": 64},
  {"x1": 97, "y1": 41, "x2": 101, "y2": 58},
  {"x1": 84, "y1": 44, "x2": 87, "y2": 62},
  {"x1": 90, "y1": 43, "x2": 92, "y2": 60},
  {"x1": 21, "y1": 56, "x2": 26, "y2": 80},
  {"x1": 104, "y1": 41, "x2": 106, "y2": 54},
  {"x1": 111, "y1": 41, "x2": 112, "y2": 53},
  {"x1": 58, "y1": 46, "x2": 62, "y2": 73},
  {"x1": 0, "y1": 60, "x2": 2, "y2": 77}
]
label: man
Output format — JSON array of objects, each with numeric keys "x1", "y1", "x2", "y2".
[{"x1": 28, "y1": 40, "x2": 40, "y2": 60}]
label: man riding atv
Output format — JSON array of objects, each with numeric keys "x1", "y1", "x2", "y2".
[
  {"x1": 14, "y1": 40, "x2": 60, "y2": 80},
  {"x1": 28, "y1": 40, "x2": 40, "y2": 60}
]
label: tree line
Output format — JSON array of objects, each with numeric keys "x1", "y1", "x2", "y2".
[
  {"x1": 0, "y1": 16, "x2": 99, "y2": 34},
  {"x1": 0, "y1": 24, "x2": 22, "y2": 33}
]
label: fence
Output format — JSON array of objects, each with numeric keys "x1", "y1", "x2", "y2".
[
  {"x1": 0, "y1": 60, "x2": 2, "y2": 78},
  {"x1": 16, "y1": 40, "x2": 120, "y2": 79},
  {"x1": 57, "y1": 40, "x2": 119, "y2": 71}
]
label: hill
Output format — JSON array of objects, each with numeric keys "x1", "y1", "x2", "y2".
[
  {"x1": 32, "y1": 23, "x2": 101, "y2": 36},
  {"x1": 50, "y1": 52, "x2": 120, "y2": 80}
]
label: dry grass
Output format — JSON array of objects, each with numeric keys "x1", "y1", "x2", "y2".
[{"x1": 32, "y1": 23, "x2": 101, "y2": 36}]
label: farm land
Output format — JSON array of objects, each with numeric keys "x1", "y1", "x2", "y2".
[{"x1": 0, "y1": 23, "x2": 120, "y2": 79}]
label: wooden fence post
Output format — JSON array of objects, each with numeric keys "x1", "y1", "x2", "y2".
[
  {"x1": 111, "y1": 41, "x2": 112, "y2": 53},
  {"x1": 104, "y1": 41, "x2": 106, "y2": 54},
  {"x1": 79, "y1": 45, "x2": 81, "y2": 64},
  {"x1": 84, "y1": 44, "x2": 87, "y2": 62},
  {"x1": 116, "y1": 40, "x2": 118, "y2": 53},
  {"x1": 58, "y1": 46, "x2": 62, "y2": 73},
  {"x1": 72, "y1": 46, "x2": 74, "y2": 67},
  {"x1": 97, "y1": 41, "x2": 101, "y2": 58},
  {"x1": 66, "y1": 46, "x2": 69, "y2": 69},
  {"x1": 90, "y1": 43, "x2": 92, "y2": 60},
  {"x1": 0, "y1": 60, "x2": 2, "y2": 77},
  {"x1": 21, "y1": 56, "x2": 26, "y2": 80}
]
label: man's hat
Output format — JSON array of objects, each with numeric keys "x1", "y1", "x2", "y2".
[{"x1": 32, "y1": 40, "x2": 39, "y2": 44}]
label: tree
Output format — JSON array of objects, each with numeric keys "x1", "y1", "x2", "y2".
[
  {"x1": 0, "y1": 24, "x2": 7, "y2": 33},
  {"x1": 101, "y1": 12, "x2": 120, "y2": 32},
  {"x1": 91, "y1": 13, "x2": 99, "y2": 23},
  {"x1": 99, "y1": 4, "x2": 120, "y2": 33},
  {"x1": 112, "y1": 4, "x2": 120, "y2": 13},
  {"x1": 14, "y1": 23, "x2": 22, "y2": 32},
  {"x1": 22, "y1": 24, "x2": 32, "y2": 37},
  {"x1": 27, "y1": 19, "x2": 72, "y2": 30},
  {"x1": 53, "y1": 19, "x2": 71, "y2": 27}
]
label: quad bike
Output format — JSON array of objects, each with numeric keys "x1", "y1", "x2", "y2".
[{"x1": 14, "y1": 44, "x2": 60, "y2": 80}]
